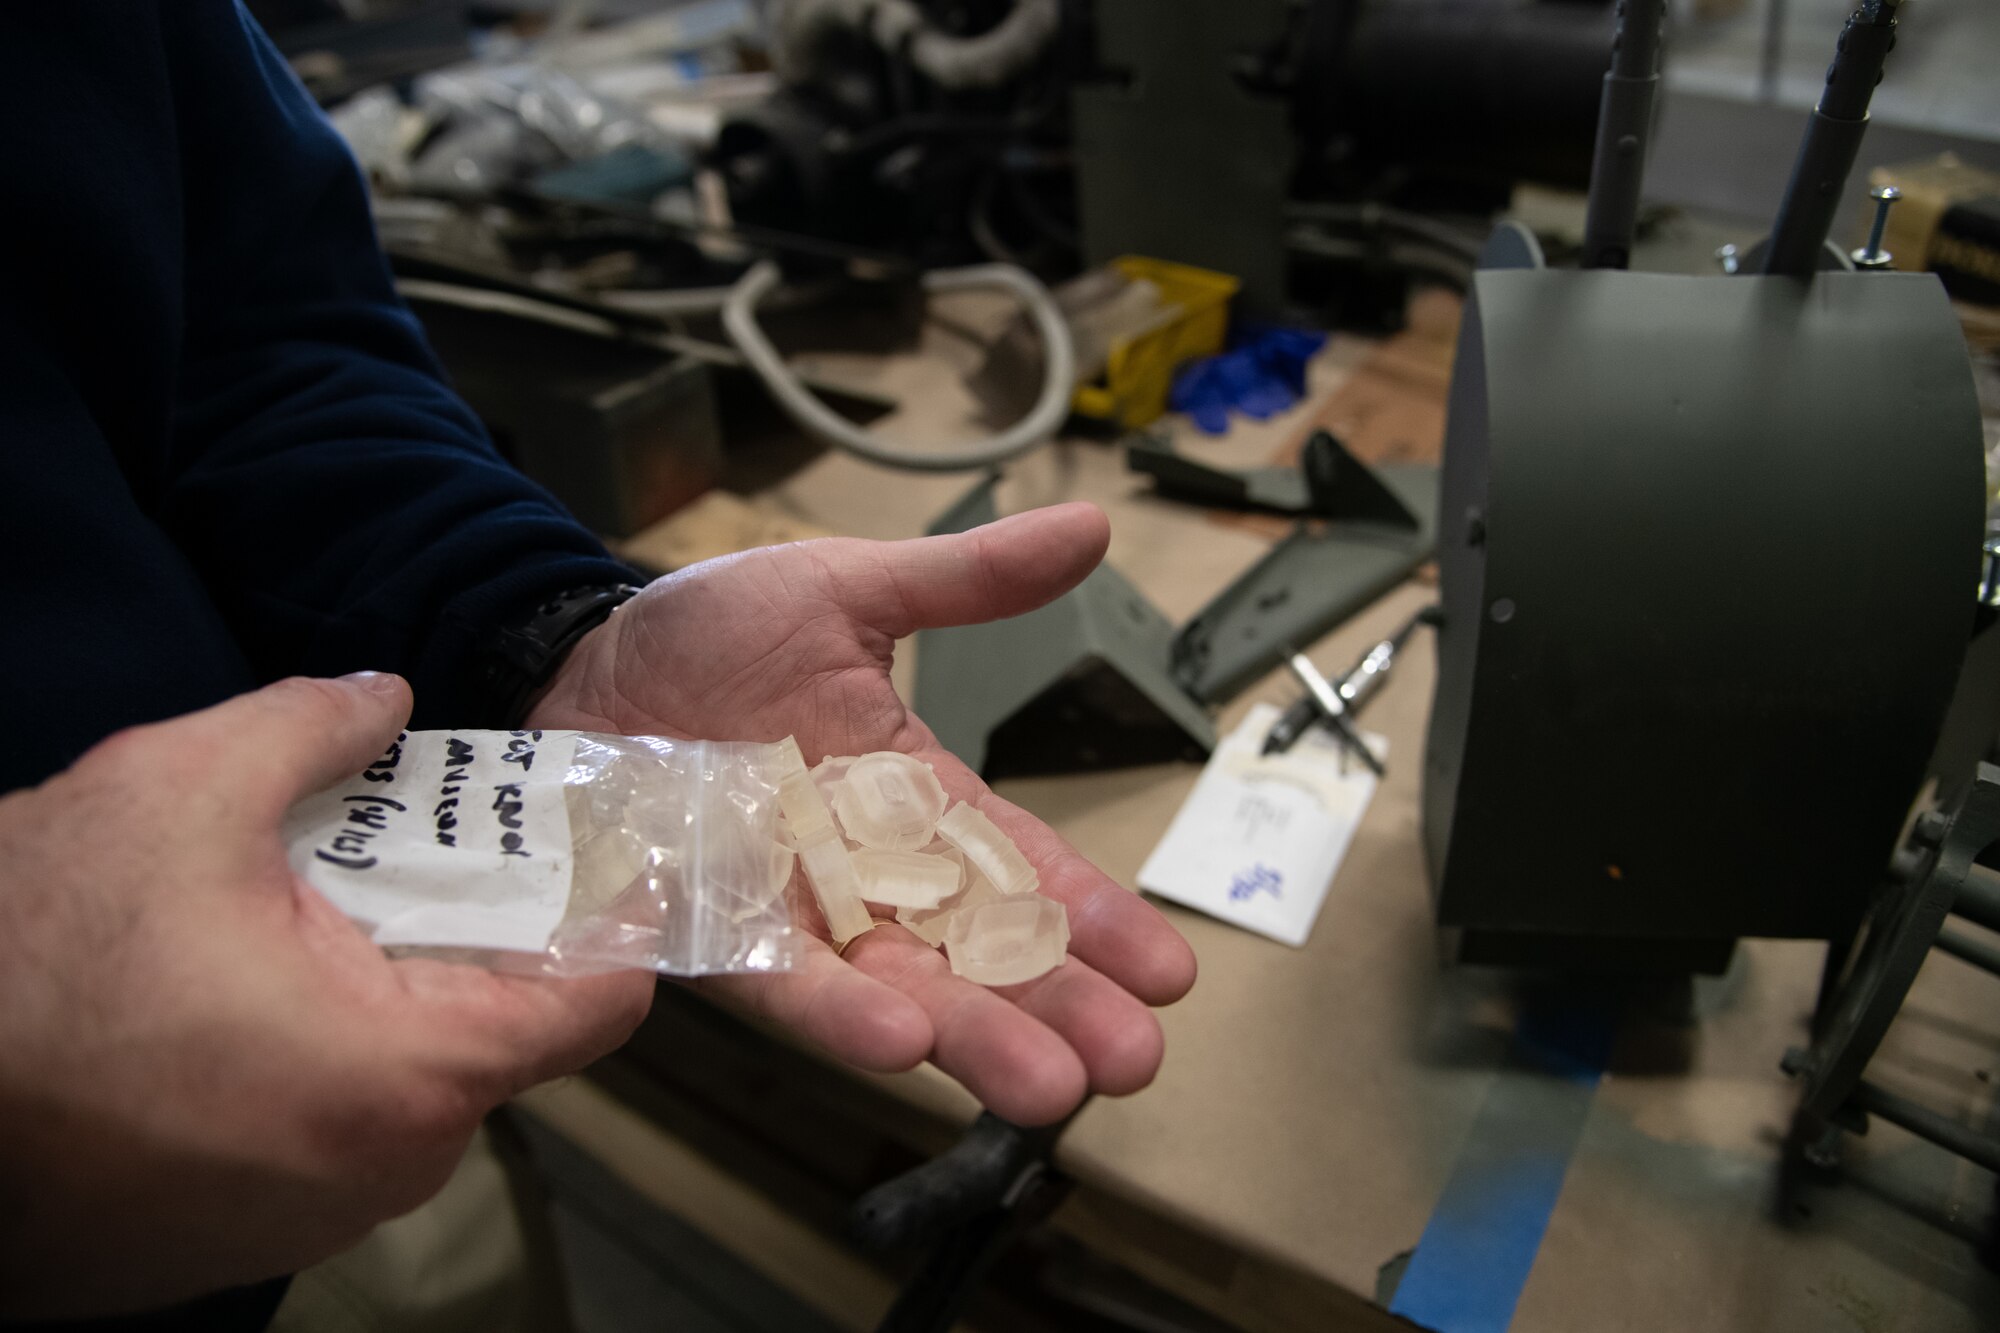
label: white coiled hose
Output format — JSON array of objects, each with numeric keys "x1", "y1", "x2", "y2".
[{"x1": 720, "y1": 259, "x2": 1076, "y2": 472}]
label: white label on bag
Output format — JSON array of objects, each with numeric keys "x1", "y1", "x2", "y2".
[
  {"x1": 1136, "y1": 703, "x2": 1379, "y2": 948},
  {"x1": 284, "y1": 729, "x2": 580, "y2": 953}
]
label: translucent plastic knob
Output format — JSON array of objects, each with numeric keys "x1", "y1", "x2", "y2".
[
  {"x1": 832, "y1": 752, "x2": 949, "y2": 851},
  {"x1": 944, "y1": 896, "x2": 1070, "y2": 986},
  {"x1": 934, "y1": 803, "x2": 1039, "y2": 896},
  {"x1": 853, "y1": 847, "x2": 962, "y2": 908},
  {"x1": 898, "y1": 861, "x2": 998, "y2": 947}
]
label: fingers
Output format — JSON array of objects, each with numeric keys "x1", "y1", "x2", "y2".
[
  {"x1": 841, "y1": 925, "x2": 1089, "y2": 1126},
  {"x1": 818, "y1": 502, "x2": 1111, "y2": 639},
  {"x1": 988, "y1": 948, "x2": 1165, "y2": 1098},
  {"x1": 696, "y1": 940, "x2": 934, "y2": 1073},
  {"x1": 919, "y1": 745, "x2": 1198, "y2": 1008},
  {"x1": 1011, "y1": 818, "x2": 1199, "y2": 1008},
  {"x1": 153, "y1": 673, "x2": 415, "y2": 820},
  {"x1": 492, "y1": 969, "x2": 658, "y2": 1090},
  {"x1": 393, "y1": 958, "x2": 657, "y2": 1094},
  {"x1": 709, "y1": 921, "x2": 1166, "y2": 1117}
]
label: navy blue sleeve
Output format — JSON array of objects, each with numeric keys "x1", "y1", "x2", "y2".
[{"x1": 155, "y1": 2, "x2": 640, "y2": 724}]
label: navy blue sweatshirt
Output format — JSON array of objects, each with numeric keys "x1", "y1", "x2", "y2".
[
  {"x1": 2, "y1": 5, "x2": 639, "y2": 1325},
  {"x1": 2, "y1": 0, "x2": 637, "y2": 796}
]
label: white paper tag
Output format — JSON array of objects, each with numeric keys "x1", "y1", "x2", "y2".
[
  {"x1": 1136, "y1": 703, "x2": 1380, "y2": 947},
  {"x1": 284, "y1": 729, "x2": 580, "y2": 953}
]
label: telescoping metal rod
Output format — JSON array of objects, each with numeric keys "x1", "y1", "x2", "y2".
[
  {"x1": 1761, "y1": 0, "x2": 1901, "y2": 276},
  {"x1": 1580, "y1": 0, "x2": 1667, "y2": 269}
]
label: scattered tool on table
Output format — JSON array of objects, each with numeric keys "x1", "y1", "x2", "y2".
[{"x1": 1264, "y1": 605, "x2": 1441, "y2": 766}]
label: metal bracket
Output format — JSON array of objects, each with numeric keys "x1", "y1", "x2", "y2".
[
  {"x1": 915, "y1": 439, "x2": 1438, "y2": 769},
  {"x1": 1168, "y1": 438, "x2": 1439, "y2": 703},
  {"x1": 1128, "y1": 427, "x2": 1420, "y2": 524},
  {"x1": 912, "y1": 476, "x2": 1215, "y2": 776}
]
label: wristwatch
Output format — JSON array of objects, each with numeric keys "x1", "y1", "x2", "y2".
[{"x1": 466, "y1": 582, "x2": 644, "y2": 727}]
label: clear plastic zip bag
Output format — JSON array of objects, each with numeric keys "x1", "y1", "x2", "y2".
[{"x1": 284, "y1": 730, "x2": 799, "y2": 978}]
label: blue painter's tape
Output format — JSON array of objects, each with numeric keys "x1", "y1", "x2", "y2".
[{"x1": 1387, "y1": 1000, "x2": 1617, "y2": 1333}]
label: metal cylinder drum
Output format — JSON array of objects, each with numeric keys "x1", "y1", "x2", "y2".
[{"x1": 1421, "y1": 267, "x2": 1987, "y2": 967}]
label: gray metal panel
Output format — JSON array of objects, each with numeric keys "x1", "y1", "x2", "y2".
[
  {"x1": 1425, "y1": 269, "x2": 1985, "y2": 943},
  {"x1": 1072, "y1": 0, "x2": 1293, "y2": 315}
]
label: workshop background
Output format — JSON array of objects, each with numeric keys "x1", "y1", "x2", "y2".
[{"x1": 252, "y1": 0, "x2": 2000, "y2": 1330}]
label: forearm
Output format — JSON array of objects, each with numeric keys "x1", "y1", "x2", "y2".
[{"x1": 157, "y1": 3, "x2": 637, "y2": 719}]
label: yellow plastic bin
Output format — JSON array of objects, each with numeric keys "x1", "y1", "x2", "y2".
[{"x1": 1070, "y1": 256, "x2": 1239, "y2": 430}]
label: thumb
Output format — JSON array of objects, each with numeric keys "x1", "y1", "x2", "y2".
[
  {"x1": 173, "y1": 673, "x2": 415, "y2": 819},
  {"x1": 842, "y1": 501, "x2": 1111, "y2": 638}
]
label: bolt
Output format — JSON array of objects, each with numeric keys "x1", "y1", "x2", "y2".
[
  {"x1": 1715, "y1": 243, "x2": 1740, "y2": 275},
  {"x1": 1852, "y1": 185, "x2": 1900, "y2": 269},
  {"x1": 1912, "y1": 809, "x2": 1950, "y2": 847}
]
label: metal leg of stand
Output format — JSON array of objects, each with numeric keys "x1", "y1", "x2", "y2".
[
  {"x1": 1811, "y1": 919, "x2": 1859, "y2": 1038},
  {"x1": 1782, "y1": 763, "x2": 2000, "y2": 1195}
]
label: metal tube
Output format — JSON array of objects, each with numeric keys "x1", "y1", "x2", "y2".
[
  {"x1": 1761, "y1": 1, "x2": 1901, "y2": 277},
  {"x1": 1848, "y1": 1078, "x2": 2000, "y2": 1174},
  {"x1": 1935, "y1": 928, "x2": 2000, "y2": 978},
  {"x1": 1951, "y1": 863, "x2": 2000, "y2": 934},
  {"x1": 1580, "y1": 0, "x2": 1667, "y2": 270},
  {"x1": 1282, "y1": 653, "x2": 1385, "y2": 775},
  {"x1": 1338, "y1": 606, "x2": 1436, "y2": 712},
  {"x1": 1861, "y1": 188, "x2": 1895, "y2": 257}
]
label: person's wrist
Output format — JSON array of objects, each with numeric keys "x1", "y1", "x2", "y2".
[
  {"x1": 520, "y1": 608, "x2": 626, "y2": 726},
  {"x1": 463, "y1": 582, "x2": 642, "y2": 727}
]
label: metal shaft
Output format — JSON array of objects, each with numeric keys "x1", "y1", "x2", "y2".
[
  {"x1": 1850, "y1": 185, "x2": 1900, "y2": 268},
  {"x1": 1284, "y1": 653, "x2": 1384, "y2": 776},
  {"x1": 1580, "y1": 0, "x2": 1667, "y2": 269},
  {"x1": 1861, "y1": 187, "x2": 1895, "y2": 256},
  {"x1": 1263, "y1": 607, "x2": 1437, "y2": 759},
  {"x1": 1761, "y1": 0, "x2": 1901, "y2": 276}
]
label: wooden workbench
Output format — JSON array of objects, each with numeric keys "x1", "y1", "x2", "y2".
[{"x1": 531, "y1": 298, "x2": 2000, "y2": 1333}]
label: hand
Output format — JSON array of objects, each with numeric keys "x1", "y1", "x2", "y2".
[
  {"x1": 531, "y1": 503, "x2": 1197, "y2": 1126},
  {"x1": 0, "y1": 675, "x2": 652, "y2": 1319}
]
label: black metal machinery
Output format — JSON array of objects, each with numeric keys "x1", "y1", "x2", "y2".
[
  {"x1": 720, "y1": 0, "x2": 1622, "y2": 325},
  {"x1": 1285, "y1": 0, "x2": 1622, "y2": 198},
  {"x1": 1073, "y1": 0, "x2": 1623, "y2": 323},
  {"x1": 1419, "y1": 0, "x2": 1992, "y2": 971},
  {"x1": 715, "y1": 0, "x2": 1084, "y2": 269}
]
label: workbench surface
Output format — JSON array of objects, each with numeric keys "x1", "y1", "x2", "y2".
[{"x1": 567, "y1": 300, "x2": 2000, "y2": 1333}]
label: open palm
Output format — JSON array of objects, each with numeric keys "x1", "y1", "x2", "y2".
[{"x1": 528, "y1": 503, "x2": 1196, "y2": 1125}]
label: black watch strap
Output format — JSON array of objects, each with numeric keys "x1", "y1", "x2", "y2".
[{"x1": 467, "y1": 582, "x2": 643, "y2": 727}]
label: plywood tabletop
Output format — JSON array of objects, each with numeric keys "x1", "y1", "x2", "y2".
[{"x1": 683, "y1": 301, "x2": 2000, "y2": 1331}]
